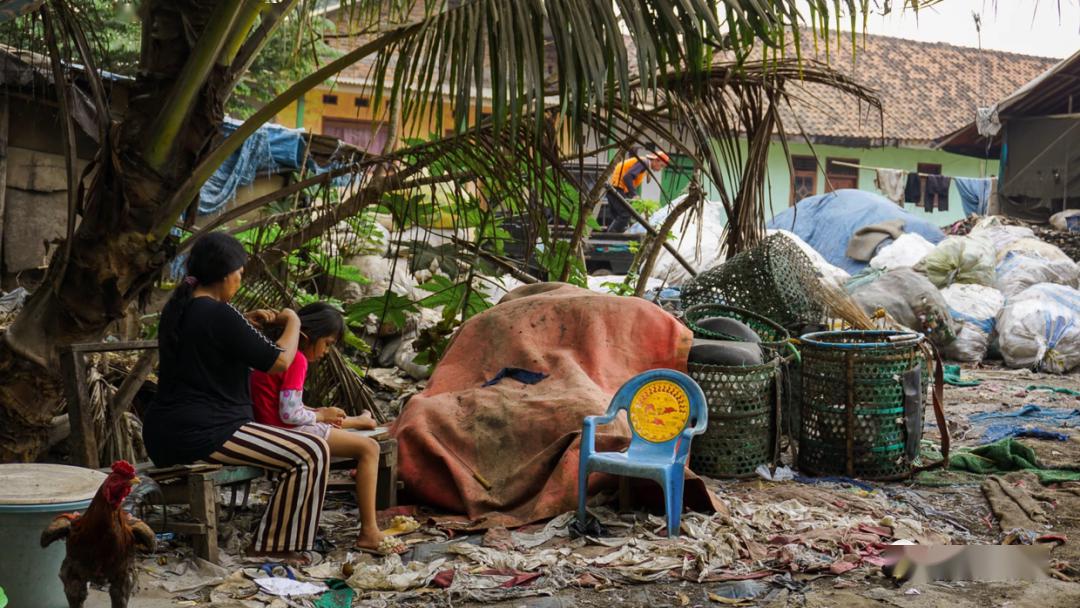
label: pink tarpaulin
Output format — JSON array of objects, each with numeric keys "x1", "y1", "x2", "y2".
[{"x1": 391, "y1": 283, "x2": 718, "y2": 528}]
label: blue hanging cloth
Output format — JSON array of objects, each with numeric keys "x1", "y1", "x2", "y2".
[{"x1": 954, "y1": 177, "x2": 993, "y2": 216}]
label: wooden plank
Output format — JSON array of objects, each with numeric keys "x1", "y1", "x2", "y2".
[
  {"x1": 0, "y1": 94, "x2": 8, "y2": 273},
  {"x1": 188, "y1": 473, "x2": 219, "y2": 564},
  {"x1": 68, "y1": 340, "x2": 157, "y2": 354},
  {"x1": 106, "y1": 349, "x2": 158, "y2": 430},
  {"x1": 59, "y1": 347, "x2": 98, "y2": 468}
]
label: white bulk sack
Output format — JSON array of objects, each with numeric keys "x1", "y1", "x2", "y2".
[
  {"x1": 995, "y1": 251, "x2": 1080, "y2": 299},
  {"x1": 940, "y1": 284, "x2": 1004, "y2": 362},
  {"x1": 969, "y1": 217, "x2": 1035, "y2": 255},
  {"x1": 869, "y1": 232, "x2": 936, "y2": 270},
  {"x1": 998, "y1": 283, "x2": 1080, "y2": 374},
  {"x1": 997, "y1": 237, "x2": 1072, "y2": 264}
]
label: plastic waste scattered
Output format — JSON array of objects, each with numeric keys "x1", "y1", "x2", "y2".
[
  {"x1": 756, "y1": 465, "x2": 794, "y2": 481},
  {"x1": 253, "y1": 577, "x2": 326, "y2": 597}
]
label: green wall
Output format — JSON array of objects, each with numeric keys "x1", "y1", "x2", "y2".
[{"x1": 648, "y1": 140, "x2": 998, "y2": 229}]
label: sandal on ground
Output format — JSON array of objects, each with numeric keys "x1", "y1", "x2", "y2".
[
  {"x1": 353, "y1": 535, "x2": 408, "y2": 556},
  {"x1": 383, "y1": 515, "x2": 421, "y2": 537}
]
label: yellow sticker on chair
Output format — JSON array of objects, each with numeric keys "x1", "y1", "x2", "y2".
[{"x1": 628, "y1": 380, "x2": 691, "y2": 443}]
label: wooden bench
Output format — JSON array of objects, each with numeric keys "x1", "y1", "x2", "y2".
[{"x1": 139, "y1": 428, "x2": 399, "y2": 564}]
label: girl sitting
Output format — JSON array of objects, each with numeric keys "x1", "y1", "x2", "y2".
[{"x1": 251, "y1": 302, "x2": 405, "y2": 555}]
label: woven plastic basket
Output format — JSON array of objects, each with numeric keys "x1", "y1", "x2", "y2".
[
  {"x1": 688, "y1": 357, "x2": 781, "y2": 478},
  {"x1": 797, "y1": 330, "x2": 927, "y2": 480},
  {"x1": 683, "y1": 303, "x2": 791, "y2": 354},
  {"x1": 680, "y1": 233, "x2": 826, "y2": 330}
]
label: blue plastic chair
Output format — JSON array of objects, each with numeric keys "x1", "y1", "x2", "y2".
[{"x1": 577, "y1": 369, "x2": 708, "y2": 538}]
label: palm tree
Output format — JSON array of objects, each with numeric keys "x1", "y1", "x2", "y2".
[{"x1": 0, "y1": 0, "x2": 928, "y2": 461}]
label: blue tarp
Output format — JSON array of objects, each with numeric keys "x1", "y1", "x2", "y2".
[
  {"x1": 198, "y1": 118, "x2": 337, "y2": 215},
  {"x1": 766, "y1": 189, "x2": 946, "y2": 275}
]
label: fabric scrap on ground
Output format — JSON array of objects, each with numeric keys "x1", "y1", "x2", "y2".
[
  {"x1": 482, "y1": 368, "x2": 549, "y2": 387},
  {"x1": 949, "y1": 438, "x2": 1080, "y2": 483},
  {"x1": 944, "y1": 364, "x2": 982, "y2": 386},
  {"x1": 1028, "y1": 384, "x2": 1080, "y2": 397},
  {"x1": 981, "y1": 473, "x2": 1050, "y2": 532},
  {"x1": 981, "y1": 424, "x2": 1070, "y2": 444},
  {"x1": 970, "y1": 405, "x2": 1080, "y2": 423},
  {"x1": 346, "y1": 555, "x2": 448, "y2": 591}
]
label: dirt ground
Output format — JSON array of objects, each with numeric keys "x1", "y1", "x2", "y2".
[{"x1": 92, "y1": 364, "x2": 1080, "y2": 607}]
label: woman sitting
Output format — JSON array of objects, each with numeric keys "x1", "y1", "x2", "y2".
[
  {"x1": 143, "y1": 233, "x2": 325, "y2": 564},
  {"x1": 250, "y1": 302, "x2": 405, "y2": 555}
]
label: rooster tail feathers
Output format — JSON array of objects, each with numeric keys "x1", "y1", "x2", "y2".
[{"x1": 40, "y1": 515, "x2": 74, "y2": 547}]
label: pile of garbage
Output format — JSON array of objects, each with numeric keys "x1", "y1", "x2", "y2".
[
  {"x1": 138, "y1": 477, "x2": 971, "y2": 607},
  {"x1": 753, "y1": 195, "x2": 1080, "y2": 374},
  {"x1": 844, "y1": 215, "x2": 1080, "y2": 371}
]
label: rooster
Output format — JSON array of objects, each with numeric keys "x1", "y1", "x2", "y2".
[{"x1": 40, "y1": 461, "x2": 156, "y2": 608}]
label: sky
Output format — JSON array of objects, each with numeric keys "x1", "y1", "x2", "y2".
[{"x1": 848, "y1": 0, "x2": 1080, "y2": 59}]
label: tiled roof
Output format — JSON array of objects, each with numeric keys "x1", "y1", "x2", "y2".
[
  {"x1": 320, "y1": 13, "x2": 1058, "y2": 146},
  {"x1": 776, "y1": 33, "x2": 1058, "y2": 145}
]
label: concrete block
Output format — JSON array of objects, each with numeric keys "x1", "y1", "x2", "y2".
[{"x1": 3, "y1": 188, "x2": 67, "y2": 273}]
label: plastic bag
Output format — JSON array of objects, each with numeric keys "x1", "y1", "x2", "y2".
[
  {"x1": 1050, "y1": 210, "x2": 1080, "y2": 232},
  {"x1": 940, "y1": 284, "x2": 1004, "y2": 362},
  {"x1": 995, "y1": 251, "x2": 1080, "y2": 298},
  {"x1": 969, "y1": 218, "x2": 1035, "y2": 255},
  {"x1": 998, "y1": 283, "x2": 1080, "y2": 374},
  {"x1": 849, "y1": 267, "x2": 956, "y2": 347},
  {"x1": 916, "y1": 235, "x2": 996, "y2": 288},
  {"x1": 997, "y1": 237, "x2": 1072, "y2": 264},
  {"x1": 869, "y1": 232, "x2": 936, "y2": 270}
]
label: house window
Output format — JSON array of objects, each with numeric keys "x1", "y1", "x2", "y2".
[
  {"x1": 917, "y1": 163, "x2": 942, "y2": 176},
  {"x1": 790, "y1": 155, "x2": 817, "y2": 205},
  {"x1": 825, "y1": 158, "x2": 859, "y2": 192},
  {"x1": 354, "y1": 97, "x2": 370, "y2": 108},
  {"x1": 322, "y1": 94, "x2": 338, "y2": 105}
]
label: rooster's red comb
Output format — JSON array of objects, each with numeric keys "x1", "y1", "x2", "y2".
[{"x1": 110, "y1": 460, "x2": 136, "y2": 477}]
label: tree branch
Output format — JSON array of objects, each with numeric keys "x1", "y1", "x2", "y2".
[
  {"x1": 634, "y1": 183, "x2": 701, "y2": 297},
  {"x1": 41, "y1": 5, "x2": 79, "y2": 294},
  {"x1": 142, "y1": 0, "x2": 247, "y2": 169},
  {"x1": 154, "y1": 21, "x2": 421, "y2": 242},
  {"x1": 226, "y1": 0, "x2": 301, "y2": 96},
  {"x1": 217, "y1": 0, "x2": 265, "y2": 68}
]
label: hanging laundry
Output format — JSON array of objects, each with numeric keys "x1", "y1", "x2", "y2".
[
  {"x1": 903, "y1": 172, "x2": 923, "y2": 205},
  {"x1": 924, "y1": 175, "x2": 951, "y2": 212},
  {"x1": 874, "y1": 169, "x2": 907, "y2": 205},
  {"x1": 954, "y1": 177, "x2": 993, "y2": 216}
]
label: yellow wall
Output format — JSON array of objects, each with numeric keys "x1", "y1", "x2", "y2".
[{"x1": 275, "y1": 85, "x2": 482, "y2": 143}]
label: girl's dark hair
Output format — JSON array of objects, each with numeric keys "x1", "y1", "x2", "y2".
[
  {"x1": 159, "y1": 232, "x2": 248, "y2": 357},
  {"x1": 265, "y1": 301, "x2": 345, "y2": 345}
]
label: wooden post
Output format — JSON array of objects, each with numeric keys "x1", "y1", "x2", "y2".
[
  {"x1": 59, "y1": 347, "x2": 98, "y2": 469},
  {"x1": 189, "y1": 472, "x2": 219, "y2": 564},
  {"x1": 376, "y1": 439, "x2": 398, "y2": 509},
  {"x1": 0, "y1": 94, "x2": 9, "y2": 273}
]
